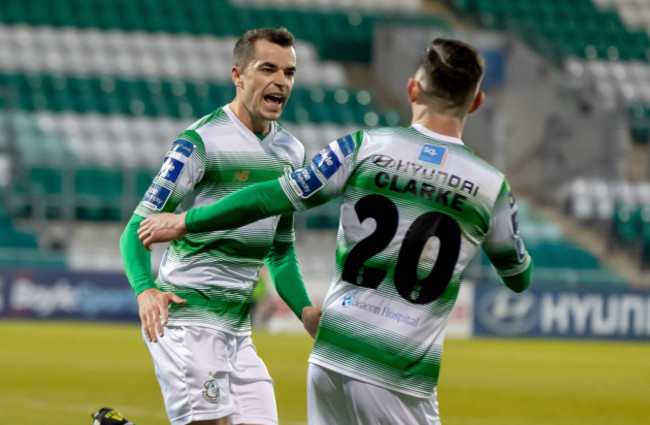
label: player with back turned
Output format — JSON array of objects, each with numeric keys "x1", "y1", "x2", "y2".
[{"x1": 138, "y1": 38, "x2": 534, "y2": 425}]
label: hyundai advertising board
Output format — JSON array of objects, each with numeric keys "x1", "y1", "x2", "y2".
[{"x1": 474, "y1": 285, "x2": 650, "y2": 340}]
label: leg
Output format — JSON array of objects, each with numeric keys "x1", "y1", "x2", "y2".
[
  {"x1": 228, "y1": 336, "x2": 279, "y2": 425},
  {"x1": 144, "y1": 326, "x2": 238, "y2": 425},
  {"x1": 306, "y1": 363, "x2": 353, "y2": 425}
]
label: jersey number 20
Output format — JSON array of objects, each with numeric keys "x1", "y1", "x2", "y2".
[{"x1": 342, "y1": 194, "x2": 461, "y2": 304}]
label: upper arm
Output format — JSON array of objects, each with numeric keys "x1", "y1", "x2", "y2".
[
  {"x1": 134, "y1": 131, "x2": 206, "y2": 218},
  {"x1": 279, "y1": 132, "x2": 361, "y2": 211},
  {"x1": 483, "y1": 180, "x2": 533, "y2": 291}
]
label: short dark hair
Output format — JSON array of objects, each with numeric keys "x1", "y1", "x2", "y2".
[
  {"x1": 233, "y1": 27, "x2": 296, "y2": 70},
  {"x1": 418, "y1": 38, "x2": 485, "y2": 108}
]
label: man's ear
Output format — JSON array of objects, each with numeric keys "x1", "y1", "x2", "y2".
[
  {"x1": 407, "y1": 77, "x2": 419, "y2": 103},
  {"x1": 468, "y1": 91, "x2": 485, "y2": 114},
  {"x1": 232, "y1": 66, "x2": 243, "y2": 89}
]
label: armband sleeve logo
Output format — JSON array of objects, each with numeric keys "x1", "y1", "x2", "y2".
[
  {"x1": 158, "y1": 156, "x2": 184, "y2": 183},
  {"x1": 171, "y1": 139, "x2": 195, "y2": 157},
  {"x1": 141, "y1": 183, "x2": 171, "y2": 210},
  {"x1": 288, "y1": 165, "x2": 323, "y2": 198},
  {"x1": 312, "y1": 145, "x2": 341, "y2": 179},
  {"x1": 336, "y1": 134, "x2": 355, "y2": 157}
]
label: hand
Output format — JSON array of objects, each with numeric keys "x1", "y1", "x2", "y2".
[
  {"x1": 138, "y1": 212, "x2": 188, "y2": 251},
  {"x1": 137, "y1": 288, "x2": 187, "y2": 343},
  {"x1": 301, "y1": 305, "x2": 322, "y2": 339}
]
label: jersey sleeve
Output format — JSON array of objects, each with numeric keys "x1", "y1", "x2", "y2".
[
  {"x1": 278, "y1": 132, "x2": 361, "y2": 212},
  {"x1": 482, "y1": 179, "x2": 533, "y2": 292},
  {"x1": 121, "y1": 130, "x2": 206, "y2": 295},
  {"x1": 185, "y1": 132, "x2": 362, "y2": 232},
  {"x1": 135, "y1": 130, "x2": 206, "y2": 218}
]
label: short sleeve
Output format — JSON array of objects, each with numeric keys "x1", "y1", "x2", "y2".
[
  {"x1": 134, "y1": 130, "x2": 206, "y2": 218},
  {"x1": 279, "y1": 132, "x2": 361, "y2": 212}
]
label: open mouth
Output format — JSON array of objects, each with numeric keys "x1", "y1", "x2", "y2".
[{"x1": 264, "y1": 94, "x2": 284, "y2": 105}]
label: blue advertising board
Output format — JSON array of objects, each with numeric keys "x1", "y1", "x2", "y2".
[
  {"x1": 474, "y1": 284, "x2": 650, "y2": 340},
  {"x1": 0, "y1": 269, "x2": 138, "y2": 321}
]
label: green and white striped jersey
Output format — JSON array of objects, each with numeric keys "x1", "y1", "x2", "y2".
[
  {"x1": 279, "y1": 124, "x2": 532, "y2": 398},
  {"x1": 135, "y1": 105, "x2": 305, "y2": 335}
]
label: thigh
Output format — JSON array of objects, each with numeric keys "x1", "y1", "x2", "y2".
[
  {"x1": 307, "y1": 363, "x2": 353, "y2": 425},
  {"x1": 344, "y1": 379, "x2": 441, "y2": 425},
  {"x1": 307, "y1": 364, "x2": 441, "y2": 425},
  {"x1": 144, "y1": 326, "x2": 237, "y2": 425},
  {"x1": 228, "y1": 336, "x2": 278, "y2": 425}
]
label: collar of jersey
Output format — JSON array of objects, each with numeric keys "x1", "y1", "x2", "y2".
[
  {"x1": 223, "y1": 104, "x2": 276, "y2": 142},
  {"x1": 411, "y1": 124, "x2": 464, "y2": 146}
]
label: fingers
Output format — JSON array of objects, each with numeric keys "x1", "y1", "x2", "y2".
[{"x1": 170, "y1": 294, "x2": 187, "y2": 305}]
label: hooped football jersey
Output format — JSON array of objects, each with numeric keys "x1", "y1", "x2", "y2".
[
  {"x1": 278, "y1": 124, "x2": 532, "y2": 398},
  {"x1": 135, "y1": 105, "x2": 305, "y2": 335}
]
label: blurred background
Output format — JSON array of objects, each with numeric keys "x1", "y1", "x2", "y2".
[
  {"x1": 2, "y1": 1, "x2": 650, "y2": 424},
  {"x1": 1, "y1": 0, "x2": 650, "y2": 345}
]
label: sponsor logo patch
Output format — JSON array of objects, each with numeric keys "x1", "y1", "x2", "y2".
[
  {"x1": 336, "y1": 134, "x2": 355, "y2": 157},
  {"x1": 288, "y1": 165, "x2": 323, "y2": 198},
  {"x1": 142, "y1": 183, "x2": 171, "y2": 210},
  {"x1": 171, "y1": 139, "x2": 195, "y2": 157},
  {"x1": 312, "y1": 146, "x2": 341, "y2": 179},
  {"x1": 418, "y1": 144, "x2": 448, "y2": 167},
  {"x1": 158, "y1": 156, "x2": 184, "y2": 183},
  {"x1": 511, "y1": 211, "x2": 519, "y2": 235},
  {"x1": 508, "y1": 191, "x2": 516, "y2": 208},
  {"x1": 516, "y1": 238, "x2": 526, "y2": 262}
]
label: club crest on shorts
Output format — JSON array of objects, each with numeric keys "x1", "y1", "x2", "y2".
[{"x1": 202, "y1": 378, "x2": 221, "y2": 404}]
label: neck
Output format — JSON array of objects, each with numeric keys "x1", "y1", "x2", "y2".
[
  {"x1": 229, "y1": 99, "x2": 270, "y2": 135},
  {"x1": 410, "y1": 105, "x2": 466, "y2": 139}
]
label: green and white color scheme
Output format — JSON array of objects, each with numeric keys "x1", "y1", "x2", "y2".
[
  {"x1": 135, "y1": 105, "x2": 305, "y2": 335},
  {"x1": 278, "y1": 124, "x2": 532, "y2": 398}
]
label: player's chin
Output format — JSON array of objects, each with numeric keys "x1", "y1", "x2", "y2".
[{"x1": 262, "y1": 106, "x2": 285, "y2": 121}]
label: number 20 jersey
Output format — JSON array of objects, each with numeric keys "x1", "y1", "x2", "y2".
[{"x1": 279, "y1": 124, "x2": 532, "y2": 398}]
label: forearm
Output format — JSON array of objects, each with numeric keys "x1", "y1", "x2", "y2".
[
  {"x1": 186, "y1": 179, "x2": 295, "y2": 233},
  {"x1": 501, "y1": 259, "x2": 534, "y2": 293},
  {"x1": 266, "y1": 241, "x2": 312, "y2": 319},
  {"x1": 120, "y1": 214, "x2": 156, "y2": 295}
]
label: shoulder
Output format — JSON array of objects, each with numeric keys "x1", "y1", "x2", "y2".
[
  {"x1": 187, "y1": 107, "x2": 230, "y2": 132},
  {"x1": 273, "y1": 121, "x2": 306, "y2": 160}
]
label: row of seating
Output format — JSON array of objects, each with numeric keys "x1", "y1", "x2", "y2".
[
  {"x1": 560, "y1": 178, "x2": 650, "y2": 269},
  {"x1": 0, "y1": 72, "x2": 401, "y2": 128},
  {"x1": 454, "y1": 0, "x2": 650, "y2": 62},
  {"x1": 0, "y1": 0, "x2": 446, "y2": 63},
  {"x1": 448, "y1": 0, "x2": 650, "y2": 145},
  {"x1": 594, "y1": 0, "x2": 650, "y2": 35},
  {"x1": 0, "y1": 24, "x2": 347, "y2": 86}
]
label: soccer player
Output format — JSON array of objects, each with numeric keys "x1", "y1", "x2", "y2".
[
  {"x1": 119, "y1": 27, "x2": 321, "y2": 425},
  {"x1": 137, "y1": 38, "x2": 534, "y2": 425}
]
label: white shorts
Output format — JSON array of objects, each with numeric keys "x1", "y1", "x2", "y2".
[
  {"x1": 307, "y1": 363, "x2": 441, "y2": 425},
  {"x1": 144, "y1": 325, "x2": 278, "y2": 425}
]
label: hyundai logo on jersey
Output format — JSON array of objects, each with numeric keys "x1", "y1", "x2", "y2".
[
  {"x1": 158, "y1": 157, "x2": 184, "y2": 183},
  {"x1": 171, "y1": 139, "x2": 195, "y2": 157},
  {"x1": 312, "y1": 145, "x2": 341, "y2": 179},
  {"x1": 142, "y1": 183, "x2": 171, "y2": 210},
  {"x1": 336, "y1": 134, "x2": 355, "y2": 157},
  {"x1": 289, "y1": 165, "x2": 323, "y2": 198},
  {"x1": 418, "y1": 144, "x2": 448, "y2": 166}
]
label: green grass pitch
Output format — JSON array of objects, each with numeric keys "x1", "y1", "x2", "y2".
[{"x1": 0, "y1": 321, "x2": 647, "y2": 425}]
